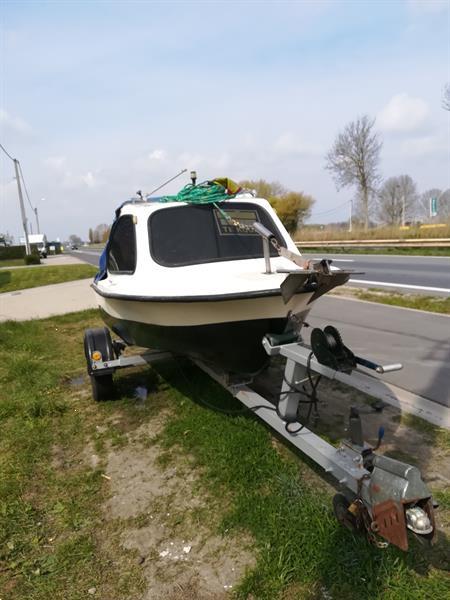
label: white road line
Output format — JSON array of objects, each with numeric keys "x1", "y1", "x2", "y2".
[
  {"x1": 74, "y1": 250, "x2": 102, "y2": 256},
  {"x1": 349, "y1": 279, "x2": 450, "y2": 294},
  {"x1": 309, "y1": 257, "x2": 354, "y2": 262}
]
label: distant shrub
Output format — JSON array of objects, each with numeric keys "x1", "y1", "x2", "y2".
[
  {"x1": 0, "y1": 245, "x2": 26, "y2": 260},
  {"x1": 24, "y1": 254, "x2": 41, "y2": 265}
]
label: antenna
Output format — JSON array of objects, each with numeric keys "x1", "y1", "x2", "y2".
[{"x1": 147, "y1": 168, "x2": 188, "y2": 197}]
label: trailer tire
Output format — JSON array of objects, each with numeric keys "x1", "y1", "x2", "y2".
[
  {"x1": 90, "y1": 374, "x2": 114, "y2": 402},
  {"x1": 84, "y1": 327, "x2": 116, "y2": 401},
  {"x1": 84, "y1": 327, "x2": 115, "y2": 373},
  {"x1": 333, "y1": 493, "x2": 358, "y2": 532}
]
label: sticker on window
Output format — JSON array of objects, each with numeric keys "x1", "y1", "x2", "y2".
[{"x1": 214, "y1": 208, "x2": 259, "y2": 235}]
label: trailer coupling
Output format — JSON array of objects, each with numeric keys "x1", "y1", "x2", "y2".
[{"x1": 337, "y1": 448, "x2": 435, "y2": 551}]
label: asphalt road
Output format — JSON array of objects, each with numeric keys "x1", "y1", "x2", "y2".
[
  {"x1": 306, "y1": 296, "x2": 450, "y2": 409},
  {"x1": 304, "y1": 253, "x2": 450, "y2": 295},
  {"x1": 70, "y1": 248, "x2": 102, "y2": 267},
  {"x1": 70, "y1": 249, "x2": 450, "y2": 408}
]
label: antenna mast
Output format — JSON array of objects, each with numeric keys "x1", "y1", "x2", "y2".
[{"x1": 147, "y1": 168, "x2": 188, "y2": 197}]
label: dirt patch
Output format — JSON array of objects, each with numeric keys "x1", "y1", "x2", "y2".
[
  {"x1": 314, "y1": 380, "x2": 450, "y2": 487},
  {"x1": 102, "y1": 417, "x2": 255, "y2": 599}
]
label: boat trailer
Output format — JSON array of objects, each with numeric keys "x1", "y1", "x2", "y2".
[{"x1": 83, "y1": 325, "x2": 436, "y2": 552}]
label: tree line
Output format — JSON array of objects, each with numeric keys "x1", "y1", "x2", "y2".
[
  {"x1": 88, "y1": 224, "x2": 111, "y2": 244},
  {"x1": 325, "y1": 108, "x2": 449, "y2": 230}
]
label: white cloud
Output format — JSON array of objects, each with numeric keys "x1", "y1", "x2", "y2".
[
  {"x1": 43, "y1": 156, "x2": 67, "y2": 170},
  {"x1": 0, "y1": 109, "x2": 32, "y2": 135},
  {"x1": 81, "y1": 171, "x2": 97, "y2": 188},
  {"x1": 148, "y1": 149, "x2": 166, "y2": 161},
  {"x1": 400, "y1": 134, "x2": 446, "y2": 157},
  {"x1": 134, "y1": 149, "x2": 169, "y2": 171},
  {"x1": 378, "y1": 93, "x2": 429, "y2": 133},
  {"x1": 177, "y1": 152, "x2": 230, "y2": 173},
  {"x1": 50, "y1": 166, "x2": 102, "y2": 190},
  {"x1": 274, "y1": 132, "x2": 321, "y2": 156}
]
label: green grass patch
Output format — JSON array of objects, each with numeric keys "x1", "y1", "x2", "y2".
[
  {"x1": 342, "y1": 288, "x2": 450, "y2": 315},
  {"x1": 154, "y1": 362, "x2": 450, "y2": 600},
  {"x1": 301, "y1": 246, "x2": 450, "y2": 256},
  {"x1": 393, "y1": 413, "x2": 450, "y2": 451},
  {"x1": 1, "y1": 313, "x2": 449, "y2": 599},
  {"x1": 0, "y1": 264, "x2": 97, "y2": 293},
  {"x1": 0, "y1": 311, "x2": 148, "y2": 599},
  {"x1": 0, "y1": 258, "x2": 28, "y2": 267}
]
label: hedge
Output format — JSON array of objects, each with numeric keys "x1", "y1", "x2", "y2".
[{"x1": 0, "y1": 245, "x2": 26, "y2": 260}]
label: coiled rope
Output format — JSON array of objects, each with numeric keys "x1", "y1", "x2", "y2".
[{"x1": 159, "y1": 179, "x2": 239, "y2": 205}]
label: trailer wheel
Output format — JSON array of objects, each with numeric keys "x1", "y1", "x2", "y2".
[
  {"x1": 333, "y1": 493, "x2": 358, "y2": 532},
  {"x1": 84, "y1": 327, "x2": 115, "y2": 370},
  {"x1": 84, "y1": 327, "x2": 116, "y2": 401},
  {"x1": 90, "y1": 374, "x2": 114, "y2": 402}
]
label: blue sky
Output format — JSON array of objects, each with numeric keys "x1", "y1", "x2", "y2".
[{"x1": 1, "y1": 0, "x2": 449, "y2": 241}]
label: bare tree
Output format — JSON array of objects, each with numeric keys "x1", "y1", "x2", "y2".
[
  {"x1": 440, "y1": 190, "x2": 450, "y2": 221},
  {"x1": 377, "y1": 175, "x2": 418, "y2": 226},
  {"x1": 69, "y1": 234, "x2": 83, "y2": 245},
  {"x1": 92, "y1": 223, "x2": 110, "y2": 243},
  {"x1": 443, "y1": 83, "x2": 450, "y2": 111},
  {"x1": 325, "y1": 115, "x2": 382, "y2": 230}
]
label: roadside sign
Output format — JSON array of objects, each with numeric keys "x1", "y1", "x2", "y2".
[{"x1": 430, "y1": 196, "x2": 438, "y2": 217}]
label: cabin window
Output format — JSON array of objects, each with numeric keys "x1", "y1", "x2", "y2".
[
  {"x1": 148, "y1": 202, "x2": 285, "y2": 267},
  {"x1": 107, "y1": 215, "x2": 136, "y2": 273}
]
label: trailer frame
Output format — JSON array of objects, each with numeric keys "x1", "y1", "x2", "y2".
[{"x1": 83, "y1": 325, "x2": 436, "y2": 551}]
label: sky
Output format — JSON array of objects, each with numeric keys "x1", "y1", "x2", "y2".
[{"x1": 1, "y1": 0, "x2": 449, "y2": 241}]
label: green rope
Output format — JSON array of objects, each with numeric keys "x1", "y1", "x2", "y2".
[{"x1": 159, "y1": 180, "x2": 236, "y2": 205}]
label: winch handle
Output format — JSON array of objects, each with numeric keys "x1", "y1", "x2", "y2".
[{"x1": 355, "y1": 356, "x2": 403, "y2": 374}]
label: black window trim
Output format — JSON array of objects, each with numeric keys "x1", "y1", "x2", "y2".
[
  {"x1": 148, "y1": 202, "x2": 286, "y2": 268},
  {"x1": 107, "y1": 214, "x2": 137, "y2": 275}
]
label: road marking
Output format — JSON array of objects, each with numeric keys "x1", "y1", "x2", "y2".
[
  {"x1": 73, "y1": 250, "x2": 102, "y2": 256},
  {"x1": 309, "y1": 257, "x2": 354, "y2": 262},
  {"x1": 349, "y1": 278, "x2": 450, "y2": 294}
]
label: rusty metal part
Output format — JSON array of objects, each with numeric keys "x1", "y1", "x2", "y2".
[{"x1": 372, "y1": 500, "x2": 408, "y2": 551}]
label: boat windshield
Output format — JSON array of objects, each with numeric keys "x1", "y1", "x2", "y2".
[{"x1": 148, "y1": 202, "x2": 286, "y2": 267}]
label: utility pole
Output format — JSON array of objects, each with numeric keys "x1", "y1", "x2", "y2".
[
  {"x1": 34, "y1": 206, "x2": 41, "y2": 234},
  {"x1": 401, "y1": 194, "x2": 405, "y2": 227},
  {"x1": 348, "y1": 198, "x2": 353, "y2": 233},
  {"x1": 13, "y1": 158, "x2": 30, "y2": 255}
]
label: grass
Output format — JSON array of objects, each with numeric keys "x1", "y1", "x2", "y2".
[
  {"x1": 0, "y1": 258, "x2": 28, "y2": 267},
  {"x1": 0, "y1": 311, "x2": 449, "y2": 599},
  {"x1": 155, "y1": 363, "x2": 450, "y2": 599},
  {"x1": 301, "y1": 246, "x2": 450, "y2": 256},
  {"x1": 333, "y1": 287, "x2": 450, "y2": 315},
  {"x1": 295, "y1": 224, "x2": 450, "y2": 242},
  {"x1": 0, "y1": 264, "x2": 97, "y2": 293},
  {"x1": 0, "y1": 311, "x2": 151, "y2": 599},
  {"x1": 394, "y1": 413, "x2": 450, "y2": 451}
]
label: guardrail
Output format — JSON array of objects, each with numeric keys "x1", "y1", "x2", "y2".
[{"x1": 295, "y1": 238, "x2": 450, "y2": 248}]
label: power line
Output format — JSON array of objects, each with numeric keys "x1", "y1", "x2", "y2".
[
  {"x1": 308, "y1": 199, "x2": 351, "y2": 218},
  {"x1": 0, "y1": 142, "x2": 15, "y2": 161},
  {"x1": 17, "y1": 161, "x2": 35, "y2": 212}
]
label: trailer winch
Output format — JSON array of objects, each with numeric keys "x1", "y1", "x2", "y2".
[{"x1": 83, "y1": 324, "x2": 436, "y2": 552}]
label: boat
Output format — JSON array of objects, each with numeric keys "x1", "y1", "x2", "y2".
[{"x1": 92, "y1": 178, "x2": 351, "y2": 375}]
